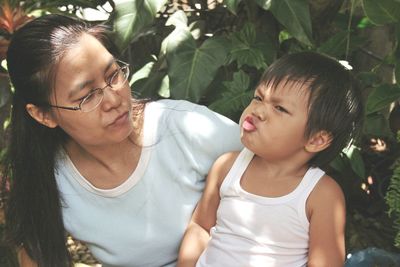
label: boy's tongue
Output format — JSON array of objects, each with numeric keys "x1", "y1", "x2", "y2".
[{"x1": 243, "y1": 119, "x2": 256, "y2": 131}]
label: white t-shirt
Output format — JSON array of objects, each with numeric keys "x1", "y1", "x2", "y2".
[
  {"x1": 196, "y1": 148, "x2": 324, "y2": 267},
  {"x1": 55, "y1": 99, "x2": 242, "y2": 267}
]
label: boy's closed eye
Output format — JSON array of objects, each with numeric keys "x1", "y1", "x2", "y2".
[
  {"x1": 253, "y1": 95, "x2": 262, "y2": 101},
  {"x1": 274, "y1": 105, "x2": 289, "y2": 114}
]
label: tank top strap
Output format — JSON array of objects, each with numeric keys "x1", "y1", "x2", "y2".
[
  {"x1": 295, "y1": 167, "x2": 326, "y2": 228},
  {"x1": 299, "y1": 167, "x2": 325, "y2": 196},
  {"x1": 220, "y1": 148, "x2": 254, "y2": 197}
]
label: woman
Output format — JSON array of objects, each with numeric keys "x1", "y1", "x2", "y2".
[{"x1": 4, "y1": 14, "x2": 241, "y2": 266}]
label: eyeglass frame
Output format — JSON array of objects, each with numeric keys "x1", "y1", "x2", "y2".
[{"x1": 46, "y1": 59, "x2": 130, "y2": 113}]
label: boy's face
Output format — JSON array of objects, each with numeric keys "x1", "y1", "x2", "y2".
[{"x1": 240, "y1": 80, "x2": 311, "y2": 161}]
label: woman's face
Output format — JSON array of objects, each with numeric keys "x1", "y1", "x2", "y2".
[{"x1": 47, "y1": 33, "x2": 134, "y2": 147}]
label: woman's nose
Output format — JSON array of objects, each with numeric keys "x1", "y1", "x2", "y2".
[{"x1": 101, "y1": 85, "x2": 122, "y2": 110}]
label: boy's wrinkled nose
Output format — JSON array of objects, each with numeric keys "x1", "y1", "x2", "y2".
[{"x1": 252, "y1": 104, "x2": 267, "y2": 121}]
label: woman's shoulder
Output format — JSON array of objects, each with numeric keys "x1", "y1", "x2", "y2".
[
  {"x1": 150, "y1": 99, "x2": 200, "y2": 111},
  {"x1": 146, "y1": 99, "x2": 235, "y2": 130}
]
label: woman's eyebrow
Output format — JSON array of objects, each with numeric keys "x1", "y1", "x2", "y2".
[{"x1": 68, "y1": 57, "x2": 115, "y2": 99}]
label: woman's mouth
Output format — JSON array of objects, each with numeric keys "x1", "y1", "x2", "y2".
[
  {"x1": 109, "y1": 112, "x2": 129, "y2": 127},
  {"x1": 242, "y1": 116, "x2": 256, "y2": 132}
]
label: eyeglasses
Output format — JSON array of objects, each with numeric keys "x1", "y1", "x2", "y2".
[{"x1": 48, "y1": 60, "x2": 130, "y2": 113}]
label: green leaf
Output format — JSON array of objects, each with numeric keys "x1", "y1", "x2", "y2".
[
  {"x1": 357, "y1": 72, "x2": 381, "y2": 88},
  {"x1": 166, "y1": 29, "x2": 229, "y2": 102},
  {"x1": 209, "y1": 71, "x2": 253, "y2": 117},
  {"x1": 160, "y1": 10, "x2": 189, "y2": 57},
  {"x1": 130, "y1": 61, "x2": 155, "y2": 84},
  {"x1": 363, "y1": 113, "x2": 394, "y2": 138},
  {"x1": 317, "y1": 31, "x2": 365, "y2": 58},
  {"x1": 133, "y1": 69, "x2": 168, "y2": 99},
  {"x1": 362, "y1": 0, "x2": 400, "y2": 25},
  {"x1": 165, "y1": 9, "x2": 188, "y2": 28},
  {"x1": 317, "y1": 31, "x2": 349, "y2": 57},
  {"x1": 396, "y1": 62, "x2": 400, "y2": 85},
  {"x1": 113, "y1": 0, "x2": 167, "y2": 50},
  {"x1": 385, "y1": 163, "x2": 400, "y2": 219},
  {"x1": 343, "y1": 145, "x2": 366, "y2": 179},
  {"x1": 254, "y1": 0, "x2": 272, "y2": 10},
  {"x1": 257, "y1": 0, "x2": 313, "y2": 46},
  {"x1": 330, "y1": 153, "x2": 349, "y2": 174},
  {"x1": 130, "y1": 59, "x2": 169, "y2": 98},
  {"x1": 224, "y1": 0, "x2": 242, "y2": 14},
  {"x1": 0, "y1": 74, "x2": 10, "y2": 108},
  {"x1": 227, "y1": 23, "x2": 273, "y2": 69},
  {"x1": 366, "y1": 84, "x2": 400, "y2": 114}
]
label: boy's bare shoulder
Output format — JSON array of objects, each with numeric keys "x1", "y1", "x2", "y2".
[
  {"x1": 309, "y1": 174, "x2": 345, "y2": 209},
  {"x1": 211, "y1": 151, "x2": 241, "y2": 185}
]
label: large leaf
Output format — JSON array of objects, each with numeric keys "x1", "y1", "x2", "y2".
[
  {"x1": 209, "y1": 71, "x2": 253, "y2": 117},
  {"x1": 363, "y1": 113, "x2": 394, "y2": 138},
  {"x1": 227, "y1": 23, "x2": 274, "y2": 69},
  {"x1": 130, "y1": 60, "x2": 169, "y2": 98},
  {"x1": 224, "y1": 0, "x2": 242, "y2": 14},
  {"x1": 256, "y1": 0, "x2": 313, "y2": 46},
  {"x1": 113, "y1": 0, "x2": 167, "y2": 50},
  {"x1": 317, "y1": 30, "x2": 365, "y2": 58},
  {"x1": 133, "y1": 70, "x2": 168, "y2": 99},
  {"x1": 0, "y1": 74, "x2": 10, "y2": 108},
  {"x1": 159, "y1": 10, "x2": 189, "y2": 57},
  {"x1": 166, "y1": 28, "x2": 229, "y2": 102},
  {"x1": 330, "y1": 153, "x2": 349, "y2": 174},
  {"x1": 362, "y1": 0, "x2": 400, "y2": 25},
  {"x1": 343, "y1": 145, "x2": 366, "y2": 179},
  {"x1": 357, "y1": 72, "x2": 381, "y2": 88},
  {"x1": 366, "y1": 84, "x2": 400, "y2": 114}
]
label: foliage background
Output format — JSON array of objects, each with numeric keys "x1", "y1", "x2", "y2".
[{"x1": 0, "y1": 0, "x2": 400, "y2": 265}]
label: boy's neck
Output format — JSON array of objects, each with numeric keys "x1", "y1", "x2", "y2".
[{"x1": 251, "y1": 154, "x2": 311, "y2": 181}]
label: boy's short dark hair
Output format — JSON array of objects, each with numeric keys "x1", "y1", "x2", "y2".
[{"x1": 258, "y1": 51, "x2": 364, "y2": 168}]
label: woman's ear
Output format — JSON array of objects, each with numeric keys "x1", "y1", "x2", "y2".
[
  {"x1": 305, "y1": 130, "x2": 332, "y2": 153},
  {"x1": 26, "y1": 103, "x2": 58, "y2": 128}
]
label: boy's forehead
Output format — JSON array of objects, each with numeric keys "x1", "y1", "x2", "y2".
[{"x1": 261, "y1": 78, "x2": 311, "y2": 96}]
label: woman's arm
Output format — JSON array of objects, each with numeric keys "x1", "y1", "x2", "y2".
[
  {"x1": 307, "y1": 176, "x2": 346, "y2": 267},
  {"x1": 177, "y1": 152, "x2": 238, "y2": 267}
]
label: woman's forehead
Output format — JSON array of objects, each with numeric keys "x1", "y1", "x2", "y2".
[
  {"x1": 59, "y1": 34, "x2": 110, "y2": 67},
  {"x1": 51, "y1": 34, "x2": 113, "y2": 98}
]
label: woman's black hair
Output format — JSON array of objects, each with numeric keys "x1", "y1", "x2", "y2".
[
  {"x1": 4, "y1": 14, "x2": 120, "y2": 266},
  {"x1": 258, "y1": 51, "x2": 364, "y2": 168}
]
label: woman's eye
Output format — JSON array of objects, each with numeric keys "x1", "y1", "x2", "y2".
[
  {"x1": 108, "y1": 69, "x2": 120, "y2": 84},
  {"x1": 84, "y1": 92, "x2": 97, "y2": 103},
  {"x1": 253, "y1": 95, "x2": 262, "y2": 101}
]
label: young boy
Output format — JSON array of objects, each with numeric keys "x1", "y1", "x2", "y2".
[{"x1": 177, "y1": 52, "x2": 364, "y2": 267}]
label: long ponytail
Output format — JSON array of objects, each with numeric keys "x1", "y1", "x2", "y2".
[
  {"x1": 5, "y1": 91, "x2": 70, "y2": 266},
  {"x1": 4, "y1": 14, "x2": 114, "y2": 266}
]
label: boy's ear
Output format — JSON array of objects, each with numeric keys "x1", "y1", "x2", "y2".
[
  {"x1": 26, "y1": 103, "x2": 58, "y2": 128},
  {"x1": 305, "y1": 130, "x2": 332, "y2": 153}
]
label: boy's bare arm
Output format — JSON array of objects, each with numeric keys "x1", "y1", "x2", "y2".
[
  {"x1": 307, "y1": 176, "x2": 346, "y2": 267},
  {"x1": 177, "y1": 152, "x2": 238, "y2": 267}
]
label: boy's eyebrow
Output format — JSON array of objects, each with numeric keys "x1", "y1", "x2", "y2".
[
  {"x1": 255, "y1": 87, "x2": 265, "y2": 96},
  {"x1": 68, "y1": 57, "x2": 115, "y2": 99},
  {"x1": 270, "y1": 95, "x2": 296, "y2": 109}
]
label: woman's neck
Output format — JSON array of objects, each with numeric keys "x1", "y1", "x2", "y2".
[{"x1": 63, "y1": 110, "x2": 144, "y2": 189}]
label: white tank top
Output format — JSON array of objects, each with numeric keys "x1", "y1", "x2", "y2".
[{"x1": 196, "y1": 148, "x2": 325, "y2": 267}]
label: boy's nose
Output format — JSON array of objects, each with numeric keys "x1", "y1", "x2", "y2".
[{"x1": 252, "y1": 105, "x2": 267, "y2": 121}]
